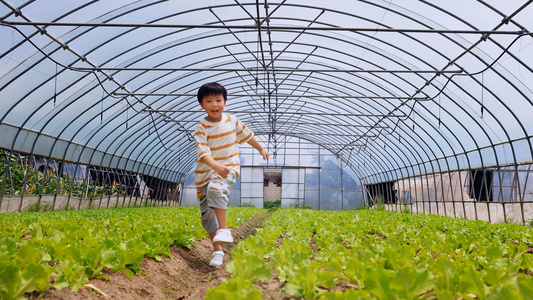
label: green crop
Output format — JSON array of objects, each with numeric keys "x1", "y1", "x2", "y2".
[
  {"x1": 0, "y1": 206, "x2": 264, "y2": 299},
  {"x1": 217, "y1": 208, "x2": 533, "y2": 299}
]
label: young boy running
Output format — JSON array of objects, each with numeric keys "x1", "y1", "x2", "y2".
[{"x1": 194, "y1": 82, "x2": 269, "y2": 267}]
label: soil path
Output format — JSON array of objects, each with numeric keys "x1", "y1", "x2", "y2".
[{"x1": 38, "y1": 213, "x2": 269, "y2": 300}]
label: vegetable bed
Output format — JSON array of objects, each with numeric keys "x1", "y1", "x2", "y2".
[
  {"x1": 0, "y1": 206, "x2": 263, "y2": 299},
  {"x1": 211, "y1": 208, "x2": 533, "y2": 299}
]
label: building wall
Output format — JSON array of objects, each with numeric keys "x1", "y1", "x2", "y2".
[
  {"x1": 181, "y1": 136, "x2": 364, "y2": 210},
  {"x1": 264, "y1": 181, "x2": 281, "y2": 202},
  {"x1": 394, "y1": 171, "x2": 471, "y2": 204},
  {"x1": 386, "y1": 168, "x2": 533, "y2": 224}
]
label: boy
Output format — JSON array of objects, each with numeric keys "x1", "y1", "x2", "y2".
[{"x1": 194, "y1": 82, "x2": 269, "y2": 267}]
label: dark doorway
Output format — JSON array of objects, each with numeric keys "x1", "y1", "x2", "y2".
[
  {"x1": 366, "y1": 181, "x2": 397, "y2": 204},
  {"x1": 469, "y1": 169, "x2": 493, "y2": 202}
]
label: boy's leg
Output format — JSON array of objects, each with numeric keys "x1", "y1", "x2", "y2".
[
  {"x1": 213, "y1": 208, "x2": 227, "y2": 229},
  {"x1": 198, "y1": 185, "x2": 223, "y2": 252},
  {"x1": 207, "y1": 172, "x2": 236, "y2": 245},
  {"x1": 209, "y1": 231, "x2": 222, "y2": 251},
  {"x1": 206, "y1": 172, "x2": 236, "y2": 225},
  {"x1": 199, "y1": 173, "x2": 235, "y2": 267},
  {"x1": 197, "y1": 184, "x2": 219, "y2": 235}
]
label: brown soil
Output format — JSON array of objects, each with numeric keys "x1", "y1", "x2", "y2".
[
  {"x1": 255, "y1": 231, "x2": 292, "y2": 300},
  {"x1": 34, "y1": 213, "x2": 269, "y2": 300},
  {"x1": 254, "y1": 265, "x2": 292, "y2": 300}
]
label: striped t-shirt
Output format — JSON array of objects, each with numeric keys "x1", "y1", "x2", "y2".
[{"x1": 194, "y1": 114, "x2": 254, "y2": 187}]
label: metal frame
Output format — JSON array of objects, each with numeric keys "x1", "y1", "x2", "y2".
[{"x1": 1, "y1": 1, "x2": 532, "y2": 222}]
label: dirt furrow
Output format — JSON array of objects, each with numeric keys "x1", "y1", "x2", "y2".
[{"x1": 37, "y1": 213, "x2": 268, "y2": 300}]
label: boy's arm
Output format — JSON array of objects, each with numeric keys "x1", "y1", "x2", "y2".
[
  {"x1": 247, "y1": 137, "x2": 269, "y2": 161},
  {"x1": 200, "y1": 155, "x2": 231, "y2": 179}
]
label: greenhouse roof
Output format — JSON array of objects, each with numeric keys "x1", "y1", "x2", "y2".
[{"x1": 1, "y1": 0, "x2": 532, "y2": 184}]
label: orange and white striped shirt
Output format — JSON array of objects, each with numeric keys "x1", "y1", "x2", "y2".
[{"x1": 194, "y1": 114, "x2": 254, "y2": 187}]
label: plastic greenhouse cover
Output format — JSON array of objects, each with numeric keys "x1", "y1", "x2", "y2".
[{"x1": 0, "y1": 0, "x2": 532, "y2": 183}]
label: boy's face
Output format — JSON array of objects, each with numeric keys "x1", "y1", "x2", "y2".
[{"x1": 200, "y1": 93, "x2": 226, "y2": 122}]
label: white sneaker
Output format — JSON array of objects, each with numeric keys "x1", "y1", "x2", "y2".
[
  {"x1": 209, "y1": 251, "x2": 224, "y2": 267},
  {"x1": 212, "y1": 228, "x2": 233, "y2": 245}
]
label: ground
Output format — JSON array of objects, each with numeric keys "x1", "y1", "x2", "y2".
[{"x1": 33, "y1": 213, "x2": 289, "y2": 300}]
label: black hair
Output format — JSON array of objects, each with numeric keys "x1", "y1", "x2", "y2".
[{"x1": 197, "y1": 82, "x2": 227, "y2": 104}]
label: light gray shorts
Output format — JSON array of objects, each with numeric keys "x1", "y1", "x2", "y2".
[{"x1": 197, "y1": 171, "x2": 236, "y2": 234}]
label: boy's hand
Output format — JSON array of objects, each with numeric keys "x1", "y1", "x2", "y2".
[
  {"x1": 260, "y1": 149, "x2": 269, "y2": 161},
  {"x1": 213, "y1": 163, "x2": 231, "y2": 179},
  {"x1": 247, "y1": 137, "x2": 269, "y2": 161}
]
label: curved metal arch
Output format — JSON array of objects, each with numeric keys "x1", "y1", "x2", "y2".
[
  {"x1": 11, "y1": 25, "x2": 444, "y2": 171},
  {"x1": 405, "y1": 37, "x2": 533, "y2": 165},
  {"x1": 263, "y1": 78, "x2": 451, "y2": 177},
  {"x1": 201, "y1": 65, "x2": 412, "y2": 118},
  {"x1": 246, "y1": 72, "x2": 409, "y2": 120},
  {"x1": 336, "y1": 7, "x2": 528, "y2": 164},
  {"x1": 5, "y1": 24, "x2": 520, "y2": 176},
  {"x1": 414, "y1": 79, "x2": 510, "y2": 173},
  {"x1": 1, "y1": 0, "x2": 531, "y2": 195},
  {"x1": 162, "y1": 145, "x2": 197, "y2": 178},
  {"x1": 357, "y1": 124, "x2": 435, "y2": 179},
  {"x1": 229, "y1": 95, "x2": 382, "y2": 150},
  {"x1": 41, "y1": 92, "x2": 163, "y2": 180},
  {"x1": 0, "y1": 63, "x2": 512, "y2": 183},
  {"x1": 142, "y1": 44, "x2": 516, "y2": 178},
  {"x1": 288, "y1": 129, "x2": 402, "y2": 183},
  {"x1": 0, "y1": 47, "x2": 156, "y2": 156},
  {"x1": 2, "y1": 1, "x2": 528, "y2": 94},
  {"x1": 101, "y1": 115, "x2": 178, "y2": 172},
  {"x1": 96, "y1": 30, "x2": 432, "y2": 97},
  {"x1": 421, "y1": 0, "x2": 533, "y2": 76},
  {"x1": 384, "y1": 36, "x2": 533, "y2": 178},
  {"x1": 153, "y1": 71, "x2": 444, "y2": 182},
  {"x1": 23, "y1": 73, "x2": 176, "y2": 172},
  {"x1": 250, "y1": 95, "x2": 416, "y2": 179},
  {"x1": 362, "y1": 123, "x2": 437, "y2": 183},
  {"x1": 149, "y1": 69, "x2": 400, "y2": 133},
  {"x1": 44, "y1": 2, "x2": 466, "y2": 98},
  {"x1": 141, "y1": 66, "x2": 412, "y2": 132},
  {"x1": 366, "y1": 73, "x2": 526, "y2": 178},
  {"x1": 438, "y1": 72, "x2": 525, "y2": 168}
]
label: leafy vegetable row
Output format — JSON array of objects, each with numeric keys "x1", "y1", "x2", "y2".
[
  {"x1": 0, "y1": 206, "x2": 264, "y2": 299},
  {"x1": 208, "y1": 208, "x2": 533, "y2": 299}
]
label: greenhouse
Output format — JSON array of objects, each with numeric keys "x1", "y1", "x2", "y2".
[
  {"x1": 3, "y1": 1, "x2": 533, "y2": 299},
  {"x1": 1, "y1": 0, "x2": 533, "y2": 224}
]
